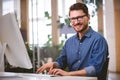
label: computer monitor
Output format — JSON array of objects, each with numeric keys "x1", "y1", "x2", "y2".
[{"x1": 0, "y1": 13, "x2": 32, "y2": 69}]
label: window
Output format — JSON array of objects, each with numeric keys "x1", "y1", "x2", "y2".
[
  {"x1": 58, "y1": 0, "x2": 76, "y2": 43},
  {"x1": 29, "y1": 0, "x2": 98, "y2": 46},
  {"x1": 2, "y1": 0, "x2": 14, "y2": 15},
  {"x1": 29, "y1": 0, "x2": 51, "y2": 46}
]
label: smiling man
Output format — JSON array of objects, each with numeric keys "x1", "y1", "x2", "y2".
[{"x1": 36, "y1": 2, "x2": 109, "y2": 77}]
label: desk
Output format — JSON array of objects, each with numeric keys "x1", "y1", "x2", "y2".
[{"x1": 0, "y1": 72, "x2": 97, "y2": 80}]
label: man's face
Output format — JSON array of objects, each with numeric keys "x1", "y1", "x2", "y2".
[{"x1": 69, "y1": 10, "x2": 90, "y2": 33}]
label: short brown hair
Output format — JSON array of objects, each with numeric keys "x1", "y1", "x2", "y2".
[{"x1": 69, "y1": 3, "x2": 88, "y2": 16}]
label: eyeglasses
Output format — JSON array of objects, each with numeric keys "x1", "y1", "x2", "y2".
[{"x1": 69, "y1": 14, "x2": 87, "y2": 23}]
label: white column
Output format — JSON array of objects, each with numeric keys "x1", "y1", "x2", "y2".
[
  {"x1": 103, "y1": 0, "x2": 116, "y2": 72},
  {"x1": 76, "y1": 0, "x2": 83, "y2": 3},
  {"x1": 51, "y1": 0, "x2": 60, "y2": 46},
  {"x1": 0, "y1": 0, "x2": 2, "y2": 16}
]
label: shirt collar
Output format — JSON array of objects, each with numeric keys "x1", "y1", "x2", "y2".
[
  {"x1": 75, "y1": 27, "x2": 94, "y2": 39},
  {"x1": 84, "y1": 27, "x2": 94, "y2": 38}
]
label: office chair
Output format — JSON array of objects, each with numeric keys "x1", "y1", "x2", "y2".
[{"x1": 97, "y1": 57, "x2": 109, "y2": 80}]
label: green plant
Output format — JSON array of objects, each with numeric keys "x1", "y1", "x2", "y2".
[
  {"x1": 82, "y1": 0, "x2": 102, "y2": 10},
  {"x1": 44, "y1": 11, "x2": 70, "y2": 28}
]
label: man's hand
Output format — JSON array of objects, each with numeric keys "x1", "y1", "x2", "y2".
[
  {"x1": 36, "y1": 62, "x2": 54, "y2": 73},
  {"x1": 49, "y1": 68, "x2": 69, "y2": 76}
]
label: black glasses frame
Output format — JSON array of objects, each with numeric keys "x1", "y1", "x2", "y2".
[{"x1": 69, "y1": 14, "x2": 87, "y2": 22}]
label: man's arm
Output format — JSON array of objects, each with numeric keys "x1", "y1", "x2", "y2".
[
  {"x1": 68, "y1": 69, "x2": 87, "y2": 76},
  {"x1": 49, "y1": 65, "x2": 96, "y2": 76},
  {"x1": 49, "y1": 68, "x2": 87, "y2": 76}
]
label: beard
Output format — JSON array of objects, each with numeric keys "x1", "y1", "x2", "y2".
[{"x1": 73, "y1": 23, "x2": 89, "y2": 33}]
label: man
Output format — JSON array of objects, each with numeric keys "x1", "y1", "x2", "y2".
[{"x1": 36, "y1": 2, "x2": 109, "y2": 77}]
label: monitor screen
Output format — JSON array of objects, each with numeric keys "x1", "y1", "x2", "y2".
[{"x1": 0, "y1": 13, "x2": 32, "y2": 69}]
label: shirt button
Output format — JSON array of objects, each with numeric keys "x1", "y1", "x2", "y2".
[{"x1": 78, "y1": 60, "x2": 80, "y2": 63}]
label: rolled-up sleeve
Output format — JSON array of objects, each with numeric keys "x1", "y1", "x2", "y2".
[{"x1": 84, "y1": 66, "x2": 96, "y2": 76}]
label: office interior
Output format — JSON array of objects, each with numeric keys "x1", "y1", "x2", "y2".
[{"x1": 0, "y1": 0, "x2": 120, "y2": 80}]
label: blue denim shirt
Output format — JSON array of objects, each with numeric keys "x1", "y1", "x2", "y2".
[{"x1": 55, "y1": 27, "x2": 109, "y2": 76}]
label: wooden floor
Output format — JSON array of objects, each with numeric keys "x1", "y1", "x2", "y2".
[{"x1": 108, "y1": 72, "x2": 120, "y2": 80}]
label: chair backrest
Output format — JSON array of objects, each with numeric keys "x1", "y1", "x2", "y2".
[{"x1": 97, "y1": 57, "x2": 109, "y2": 80}]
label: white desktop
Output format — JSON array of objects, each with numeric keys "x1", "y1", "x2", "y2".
[
  {"x1": 0, "y1": 72, "x2": 97, "y2": 80},
  {"x1": 0, "y1": 13, "x2": 32, "y2": 71}
]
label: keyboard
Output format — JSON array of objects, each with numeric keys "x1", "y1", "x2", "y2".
[
  {"x1": 0, "y1": 72, "x2": 59, "y2": 78},
  {"x1": 18, "y1": 73, "x2": 59, "y2": 77}
]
